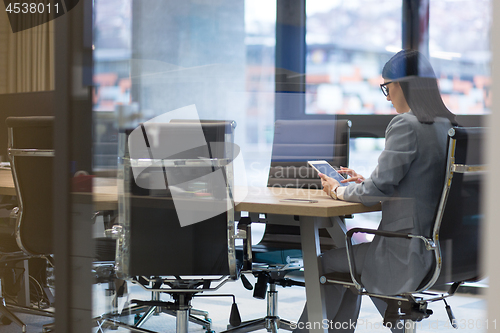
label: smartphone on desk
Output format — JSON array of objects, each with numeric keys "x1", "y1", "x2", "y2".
[{"x1": 308, "y1": 160, "x2": 348, "y2": 186}]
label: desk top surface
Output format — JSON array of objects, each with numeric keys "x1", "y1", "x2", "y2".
[
  {"x1": 0, "y1": 169, "x2": 15, "y2": 196},
  {"x1": 234, "y1": 186, "x2": 380, "y2": 217},
  {"x1": 0, "y1": 170, "x2": 380, "y2": 217}
]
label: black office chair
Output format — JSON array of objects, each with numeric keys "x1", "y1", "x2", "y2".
[
  {"x1": 0, "y1": 117, "x2": 57, "y2": 332},
  {"x1": 2, "y1": 117, "x2": 117, "y2": 333},
  {"x1": 262, "y1": 119, "x2": 351, "y2": 252},
  {"x1": 226, "y1": 119, "x2": 352, "y2": 333},
  {"x1": 267, "y1": 119, "x2": 351, "y2": 189},
  {"x1": 321, "y1": 126, "x2": 484, "y2": 332},
  {"x1": 98, "y1": 120, "x2": 243, "y2": 333}
]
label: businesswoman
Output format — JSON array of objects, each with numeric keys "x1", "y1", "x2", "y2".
[{"x1": 294, "y1": 49, "x2": 457, "y2": 332}]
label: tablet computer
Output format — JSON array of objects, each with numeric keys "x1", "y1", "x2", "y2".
[{"x1": 308, "y1": 160, "x2": 348, "y2": 187}]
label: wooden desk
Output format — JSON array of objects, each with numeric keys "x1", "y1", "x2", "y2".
[
  {"x1": 0, "y1": 169, "x2": 16, "y2": 196},
  {"x1": 235, "y1": 186, "x2": 380, "y2": 333},
  {"x1": 235, "y1": 186, "x2": 379, "y2": 216},
  {"x1": 0, "y1": 170, "x2": 381, "y2": 332},
  {"x1": 0, "y1": 169, "x2": 119, "y2": 211},
  {"x1": 0, "y1": 169, "x2": 379, "y2": 214}
]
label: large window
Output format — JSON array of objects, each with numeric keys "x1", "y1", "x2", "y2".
[
  {"x1": 305, "y1": 0, "x2": 402, "y2": 115},
  {"x1": 429, "y1": 0, "x2": 491, "y2": 115},
  {"x1": 305, "y1": 0, "x2": 491, "y2": 117}
]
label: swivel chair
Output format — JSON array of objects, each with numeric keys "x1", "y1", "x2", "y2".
[
  {"x1": 227, "y1": 119, "x2": 352, "y2": 333},
  {"x1": 267, "y1": 119, "x2": 351, "y2": 189},
  {"x1": 0, "y1": 117, "x2": 56, "y2": 332},
  {"x1": 321, "y1": 127, "x2": 484, "y2": 332},
  {"x1": 262, "y1": 119, "x2": 352, "y2": 253},
  {"x1": 2, "y1": 117, "x2": 117, "y2": 333},
  {"x1": 98, "y1": 120, "x2": 243, "y2": 333}
]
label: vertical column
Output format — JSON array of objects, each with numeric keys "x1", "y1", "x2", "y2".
[
  {"x1": 54, "y1": 0, "x2": 94, "y2": 331},
  {"x1": 275, "y1": 0, "x2": 306, "y2": 120},
  {"x1": 402, "y1": 0, "x2": 429, "y2": 58},
  {"x1": 53, "y1": 6, "x2": 71, "y2": 332}
]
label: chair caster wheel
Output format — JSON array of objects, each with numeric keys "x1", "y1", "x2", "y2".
[{"x1": 1, "y1": 316, "x2": 12, "y2": 325}]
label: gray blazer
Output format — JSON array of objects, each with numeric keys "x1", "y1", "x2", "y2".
[{"x1": 343, "y1": 111, "x2": 452, "y2": 295}]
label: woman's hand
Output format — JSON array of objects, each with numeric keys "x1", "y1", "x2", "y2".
[
  {"x1": 319, "y1": 173, "x2": 340, "y2": 197},
  {"x1": 339, "y1": 167, "x2": 365, "y2": 184}
]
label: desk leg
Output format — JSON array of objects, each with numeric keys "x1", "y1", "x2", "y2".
[
  {"x1": 325, "y1": 216, "x2": 348, "y2": 248},
  {"x1": 300, "y1": 216, "x2": 328, "y2": 333}
]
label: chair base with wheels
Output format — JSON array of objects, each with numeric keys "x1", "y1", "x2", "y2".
[
  {"x1": 0, "y1": 254, "x2": 55, "y2": 332},
  {"x1": 0, "y1": 295, "x2": 26, "y2": 333},
  {"x1": 98, "y1": 291, "x2": 214, "y2": 333},
  {"x1": 96, "y1": 275, "x2": 234, "y2": 333},
  {"x1": 321, "y1": 272, "x2": 462, "y2": 332},
  {"x1": 223, "y1": 262, "x2": 304, "y2": 333}
]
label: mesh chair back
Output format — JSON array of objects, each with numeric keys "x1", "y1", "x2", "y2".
[
  {"x1": 267, "y1": 120, "x2": 351, "y2": 189},
  {"x1": 6, "y1": 116, "x2": 54, "y2": 256}
]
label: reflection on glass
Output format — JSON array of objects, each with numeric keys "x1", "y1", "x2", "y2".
[
  {"x1": 92, "y1": 2, "x2": 278, "y2": 323},
  {"x1": 92, "y1": 0, "x2": 276, "y2": 186}
]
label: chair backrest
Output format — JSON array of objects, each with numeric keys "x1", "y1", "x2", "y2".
[
  {"x1": 422, "y1": 127, "x2": 484, "y2": 289},
  {"x1": 119, "y1": 120, "x2": 239, "y2": 278},
  {"x1": 6, "y1": 116, "x2": 54, "y2": 256},
  {"x1": 267, "y1": 119, "x2": 351, "y2": 189},
  {"x1": 256, "y1": 120, "x2": 350, "y2": 253}
]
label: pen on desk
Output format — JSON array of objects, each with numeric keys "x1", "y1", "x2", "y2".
[{"x1": 280, "y1": 198, "x2": 319, "y2": 203}]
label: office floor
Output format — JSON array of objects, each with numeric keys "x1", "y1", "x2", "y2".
[
  {"x1": 2, "y1": 219, "x2": 488, "y2": 333},
  {"x1": 2, "y1": 275, "x2": 487, "y2": 333}
]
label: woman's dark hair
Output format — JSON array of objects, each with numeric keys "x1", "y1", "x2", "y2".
[{"x1": 382, "y1": 49, "x2": 457, "y2": 125}]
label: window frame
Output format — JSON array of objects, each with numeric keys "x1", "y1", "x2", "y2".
[{"x1": 275, "y1": 0, "x2": 485, "y2": 137}]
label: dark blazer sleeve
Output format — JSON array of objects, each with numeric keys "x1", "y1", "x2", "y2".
[{"x1": 343, "y1": 114, "x2": 418, "y2": 206}]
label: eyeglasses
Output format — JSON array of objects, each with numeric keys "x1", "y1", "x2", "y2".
[{"x1": 380, "y1": 81, "x2": 393, "y2": 96}]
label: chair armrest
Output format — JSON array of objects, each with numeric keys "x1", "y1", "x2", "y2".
[
  {"x1": 343, "y1": 228, "x2": 435, "y2": 290},
  {"x1": 346, "y1": 227, "x2": 412, "y2": 240},
  {"x1": 346, "y1": 228, "x2": 436, "y2": 250}
]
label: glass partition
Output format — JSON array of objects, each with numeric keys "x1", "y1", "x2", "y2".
[
  {"x1": 91, "y1": 0, "x2": 278, "y2": 330},
  {"x1": 93, "y1": 0, "x2": 276, "y2": 186},
  {"x1": 89, "y1": 1, "x2": 488, "y2": 331}
]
